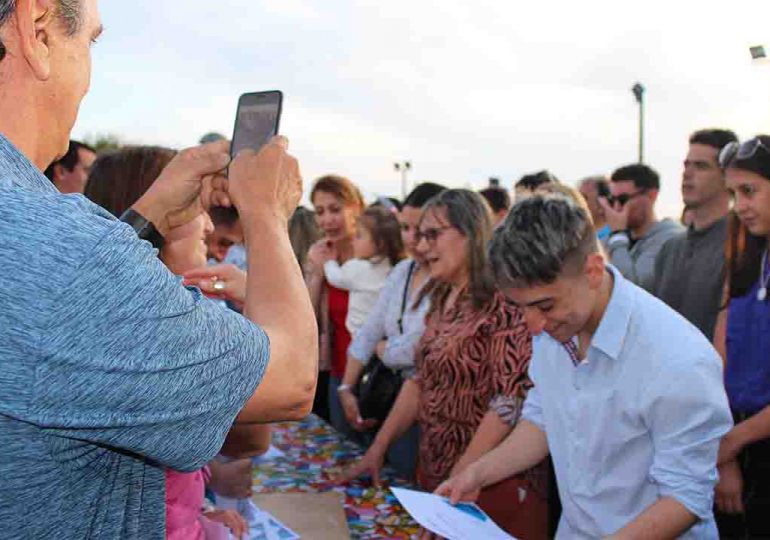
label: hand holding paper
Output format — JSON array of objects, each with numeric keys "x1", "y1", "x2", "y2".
[{"x1": 391, "y1": 487, "x2": 516, "y2": 540}]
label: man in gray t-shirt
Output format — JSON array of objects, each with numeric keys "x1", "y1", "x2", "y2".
[
  {"x1": 653, "y1": 129, "x2": 737, "y2": 341},
  {"x1": 0, "y1": 2, "x2": 317, "y2": 538},
  {"x1": 601, "y1": 163, "x2": 683, "y2": 292}
]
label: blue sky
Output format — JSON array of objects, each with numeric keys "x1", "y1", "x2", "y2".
[{"x1": 74, "y1": 0, "x2": 770, "y2": 217}]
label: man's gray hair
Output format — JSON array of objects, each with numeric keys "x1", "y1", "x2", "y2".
[
  {"x1": 489, "y1": 194, "x2": 598, "y2": 287},
  {"x1": 0, "y1": 0, "x2": 81, "y2": 61}
]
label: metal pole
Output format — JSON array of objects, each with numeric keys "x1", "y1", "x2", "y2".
[
  {"x1": 639, "y1": 96, "x2": 645, "y2": 163},
  {"x1": 631, "y1": 83, "x2": 646, "y2": 164}
]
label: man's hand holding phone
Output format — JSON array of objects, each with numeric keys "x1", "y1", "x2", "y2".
[
  {"x1": 131, "y1": 139, "x2": 232, "y2": 236},
  {"x1": 228, "y1": 136, "x2": 302, "y2": 224}
]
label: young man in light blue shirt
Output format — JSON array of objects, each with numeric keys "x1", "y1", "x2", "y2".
[{"x1": 438, "y1": 196, "x2": 733, "y2": 538}]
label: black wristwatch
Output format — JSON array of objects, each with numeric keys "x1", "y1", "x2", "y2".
[{"x1": 119, "y1": 208, "x2": 165, "y2": 250}]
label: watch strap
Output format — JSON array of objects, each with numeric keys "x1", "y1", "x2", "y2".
[{"x1": 119, "y1": 208, "x2": 165, "y2": 250}]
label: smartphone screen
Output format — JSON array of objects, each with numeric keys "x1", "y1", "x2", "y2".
[{"x1": 230, "y1": 91, "x2": 283, "y2": 158}]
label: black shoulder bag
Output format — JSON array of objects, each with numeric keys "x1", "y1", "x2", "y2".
[{"x1": 355, "y1": 261, "x2": 416, "y2": 425}]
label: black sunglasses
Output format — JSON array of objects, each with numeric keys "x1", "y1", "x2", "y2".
[
  {"x1": 606, "y1": 190, "x2": 647, "y2": 207},
  {"x1": 719, "y1": 138, "x2": 770, "y2": 168}
]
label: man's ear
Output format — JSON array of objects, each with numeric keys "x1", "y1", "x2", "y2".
[
  {"x1": 584, "y1": 252, "x2": 605, "y2": 290},
  {"x1": 647, "y1": 188, "x2": 659, "y2": 205},
  {"x1": 14, "y1": 0, "x2": 57, "y2": 81},
  {"x1": 52, "y1": 162, "x2": 65, "y2": 184}
]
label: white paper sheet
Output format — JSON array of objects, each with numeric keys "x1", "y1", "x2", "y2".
[{"x1": 391, "y1": 487, "x2": 517, "y2": 540}]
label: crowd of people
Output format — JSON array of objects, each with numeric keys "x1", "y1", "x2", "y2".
[{"x1": 1, "y1": 2, "x2": 770, "y2": 540}]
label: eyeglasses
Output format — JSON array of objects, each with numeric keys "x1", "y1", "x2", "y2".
[
  {"x1": 606, "y1": 190, "x2": 647, "y2": 207},
  {"x1": 719, "y1": 138, "x2": 770, "y2": 168},
  {"x1": 416, "y1": 226, "x2": 453, "y2": 244}
]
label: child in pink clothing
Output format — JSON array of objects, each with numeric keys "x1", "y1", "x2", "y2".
[{"x1": 166, "y1": 468, "x2": 245, "y2": 540}]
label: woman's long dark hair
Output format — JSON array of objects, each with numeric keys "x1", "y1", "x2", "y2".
[
  {"x1": 724, "y1": 134, "x2": 770, "y2": 299},
  {"x1": 726, "y1": 212, "x2": 767, "y2": 299},
  {"x1": 84, "y1": 146, "x2": 177, "y2": 217}
]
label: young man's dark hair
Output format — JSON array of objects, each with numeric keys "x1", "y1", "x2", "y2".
[
  {"x1": 489, "y1": 195, "x2": 597, "y2": 286},
  {"x1": 515, "y1": 170, "x2": 559, "y2": 191},
  {"x1": 43, "y1": 140, "x2": 96, "y2": 181},
  {"x1": 479, "y1": 186, "x2": 511, "y2": 214},
  {"x1": 610, "y1": 164, "x2": 660, "y2": 191},
  {"x1": 403, "y1": 182, "x2": 446, "y2": 208},
  {"x1": 689, "y1": 129, "x2": 738, "y2": 152}
]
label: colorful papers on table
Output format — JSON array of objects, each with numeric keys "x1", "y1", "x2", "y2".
[
  {"x1": 252, "y1": 415, "x2": 420, "y2": 539},
  {"x1": 252, "y1": 445, "x2": 287, "y2": 465},
  {"x1": 391, "y1": 487, "x2": 516, "y2": 540}
]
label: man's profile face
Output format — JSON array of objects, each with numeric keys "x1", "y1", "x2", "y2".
[
  {"x1": 682, "y1": 143, "x2": 724, "y2": 209},
  {"x1": 46, "y1": 0, "x2": 103, "y2": 158},
  {"x1": 55, "y1": 146, "x2": 96, "y2": 194},
  {"x1": 503, "y1": 272, "x2": 595, "y2": 344}
]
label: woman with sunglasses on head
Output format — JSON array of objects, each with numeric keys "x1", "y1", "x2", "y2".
[
  {"x1": 712, "y1": 135, "x2": 770, "y2": 538},
  {"x1": 340, "y1": 190, "x2": 548, "y2": 539}
]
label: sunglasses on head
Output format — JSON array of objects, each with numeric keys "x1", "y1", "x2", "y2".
[
  {"x1": 606, "y1": 190, "x2": 648, "y2": 207},
  {"x1": 719, "y1": 138, "x2": 770, "y2": 169}
]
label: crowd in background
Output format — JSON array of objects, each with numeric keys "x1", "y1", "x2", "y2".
[
  {"x1": 32, "y1": 128, "x2": 769, "y2": 539},
  {"x1": 7, "y1": 4, "x2": 770, "y2": 539}
]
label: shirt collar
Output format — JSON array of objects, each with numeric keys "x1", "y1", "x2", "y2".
[
  {"x1": 0, "y1": 132, "x2": 58, "y2": 194},
  {"x1": 589, "y1": 264, "x2": 633, "y2": 360},
  {"x1": 687, "y1": 216, "x2": 726, "y2": 238}
]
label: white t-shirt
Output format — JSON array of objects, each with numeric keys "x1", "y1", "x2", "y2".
[{"x1": 324, "y1": 257, "x2": 393, "y2": 336}]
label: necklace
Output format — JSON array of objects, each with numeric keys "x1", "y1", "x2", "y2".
[{"x1": 759, "y1": 249, "x2": 770, "y2": 302}]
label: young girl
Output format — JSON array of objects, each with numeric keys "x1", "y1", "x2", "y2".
[{"x1": 317, "y1": 206, "x2": 405, "y2": 338}]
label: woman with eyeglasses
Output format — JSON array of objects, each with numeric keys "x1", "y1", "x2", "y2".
[
  {"x1": 340, "y1": 190, "x2": 548, "y2": 539},
  {"x1": 712, "y1": 135, "x2": 770, "y2": 538}
]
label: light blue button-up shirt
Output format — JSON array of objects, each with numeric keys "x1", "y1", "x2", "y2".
[{"x1": 522, "y1": 265, "x2": 732, "y2": 539}]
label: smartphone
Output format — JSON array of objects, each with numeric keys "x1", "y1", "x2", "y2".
[{"x1": 230, "y1": 91, "x2": 283, "y2": 159}]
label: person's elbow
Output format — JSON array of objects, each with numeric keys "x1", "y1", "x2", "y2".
[
  {"x1": 238, "y1": 327, "x2": 318, "y2": 423},
  {"x1": 274, "y1": 368, "x2": 317, "y2": 421}
]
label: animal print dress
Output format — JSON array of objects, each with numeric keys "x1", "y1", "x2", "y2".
[{"x1": 414, "y1": 290, "x2": 548, "y2": 537}]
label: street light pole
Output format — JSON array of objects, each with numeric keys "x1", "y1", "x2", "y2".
[
  {"x1": 632, "y1": 82, "x2": 645, "y2": 164},
  {"x1": 394, "y1": 161, "x2": 412, "y2": 199}
]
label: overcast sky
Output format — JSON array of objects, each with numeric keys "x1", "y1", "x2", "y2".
[{"x1": 73, "y1": 0, "x2": 770, "y2": 217}]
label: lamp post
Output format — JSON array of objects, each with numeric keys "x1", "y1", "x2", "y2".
[
  {"x1": 394, "y1": 161, "x2": 412, "y2": 199},
  {"x1": 631, "y1": 82, "x2": 645, "y2": 164},
  {"x1": 750, "y1": 45, "x2": 767, "y2": 60}
]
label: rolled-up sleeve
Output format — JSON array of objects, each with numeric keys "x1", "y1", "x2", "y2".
[
  {"x1": 644, "y1": 354, "x2": 733, "y2": 520},
  {"x1": 521, "y1": 382, "x2": 545, "y2": 431},
  {"x1": 31, "y1": 224, "x2": 271, "y2": 472}
]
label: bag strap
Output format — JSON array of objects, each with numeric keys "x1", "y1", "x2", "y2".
[{"x1": 397, "y1": 261, "x2": 416, "y2": 334}]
